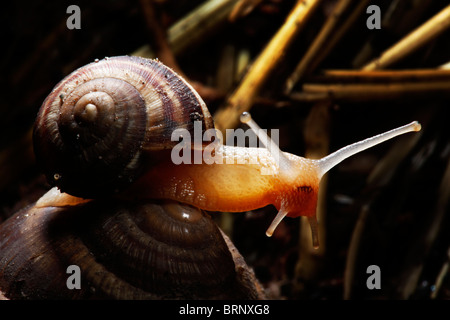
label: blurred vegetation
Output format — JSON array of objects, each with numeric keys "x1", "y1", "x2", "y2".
[{"x1": 1, "y1": 0, "x2": 449, "y2": 299}]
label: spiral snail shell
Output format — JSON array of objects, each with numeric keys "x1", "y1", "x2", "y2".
[
  {"x1": 0, "y1": 199, "x2": 264, "y2": 299},
  {"x1": 33, "y1": 56, "x2": 214, "y2": 198}
]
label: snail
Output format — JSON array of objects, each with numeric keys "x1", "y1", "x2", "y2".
[
  {"x1": 33, "y1": 55, "x2": 422, "y2": 248},
  {"x1": 0, "y1": 199, "x2": 265, "y2": 299}
]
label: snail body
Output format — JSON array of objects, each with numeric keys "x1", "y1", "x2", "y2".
[
  {"x1": 125, "y1": 117, "x2": 420, "y2": 247},
  {"x1": 127, "y1": 146, "x2": 320, "y2": 222},
  {"x1": 33, "y1": 55, "x2": 422, "y2": 248}
]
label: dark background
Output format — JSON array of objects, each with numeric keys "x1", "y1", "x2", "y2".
[{"x1": 1, "y1": 0, "x2": 449, "y2": 299}]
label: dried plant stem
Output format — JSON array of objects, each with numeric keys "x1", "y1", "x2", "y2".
[
  {"x1": 213, "y1": 0, "x2": 321, "y2": 132},
  {"x1": 343, "y1": 204, "x2": 369, "y2": 300},
  {"x1": 220, "y1": 230, "x2": 267, "y2": 299},
  {"x1": 291, "y1": 80, "x2": 450, "y2": 102},
  {"x1": 229, "y1": 0, "x2": 264, "y2": 22},
  {"x1": 291, "y1": 81, "x2": 450, "y2": 102},
  {"x1": 134, "y1": 0, "x2": 239, "y2": 58},
  {"x1": 439, "y1": 60, "x2": 450, "y2": 70},
  {"x1": 290, "y1": 69, "x2": 450, "y2": 102},
  {"x1": 314, "y1": 69, "x2": 450, "y2": 82},
  {"x1": 139, "y1": 0, "x2": 180, "y2": 73},
  {"x1": 169, "y1": 0, "x2": 239, "y2": 56},
  {"x1": 285, "y1": 0, "x2": 368, "y2": 93},
  {"x1": 138, "y1": 0, "x2": 226, "y2": 102},
  {"x1": 363, "y1": 4, "x2": 450, "y2": 70},
  {"x1": 431, "y1": 248, "x2": 450, "y2": 299}
]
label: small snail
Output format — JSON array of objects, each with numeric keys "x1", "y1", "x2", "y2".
[{"x1": 33, "y1": 55, "x2": 421, "y2": 248}]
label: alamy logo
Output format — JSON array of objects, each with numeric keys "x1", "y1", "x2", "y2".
[
  {"x1": 366, "y1": 265, "x2": 381, "y2": 290},
  {"x1": 66, "y1": 265, "x2": 81, "y2": 289},
  {"x1": 170, "y1": 121, "x2": 280, "y2": 175},
  {"x1": 66, "y1": 5, "x2": 81, "y2": 30},
  {"x1": 366, "y1": 5, "x2": 381, "y2": 30}
]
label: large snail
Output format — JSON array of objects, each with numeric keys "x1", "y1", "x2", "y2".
[
  {"x1": 0, "y1": 199, "x2": 264, "y2": 299},
  {"x1": 1, "y1": 55, "x2": 421, "y2": 299}
]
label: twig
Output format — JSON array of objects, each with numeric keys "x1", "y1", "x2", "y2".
[
  {"x1": 138, "y1": 0, "x2": 226, "y2": 102},
  {"x1": 291, "y1": 80, "x2": 450, "y2": 102},
  {"x1": 134, "y1": 0, "x2": 239, "y2": 58},
  {"x1": 431, "y1": 247, "x2": 450, "y2": 299},
  {"x1": 291, "y1": 69, "x2": 450, "y2": 102},
  {"x1": 213, "y1": 0, "x2": 322, "y2": 132},
  {"x1": 169, "y1": 0, "x2": 239, "y2": 56},
  {"x1": 363, "y1": 4, "x2": 450, "y2": 70},
  {"x1": 139, "y1": 0, "x2": 181, "y2": 73},
  {"x1": 439, "y1": 60, "x2": 450, "y2": 70},
  {"x1": 229, "y1": 0, "x2": 264, "y2": 22},
  {"x1": 220, "y1": 229, "x2": 268, "y2": 299},
  {"x1": 343, "y1": 204, "x2": 369, "y2": 300},
  {"x1": 312, "y1": 69, "x2": 450, "y2": 83},
  {"x1": 285, "y1": 0, "x2": 368, "y2": 93}
]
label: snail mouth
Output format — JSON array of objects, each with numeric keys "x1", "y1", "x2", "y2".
[{"x1": 266, "y1": 185, "x2": 320, "y2": 248}]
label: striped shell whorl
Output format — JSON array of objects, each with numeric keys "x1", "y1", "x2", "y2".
[
  {"x1": 0, "y1": 200, "x2": 263, "y2": 299},
  {"x1": 33, "y1": 56, "x2": 214, "y2": 198}
]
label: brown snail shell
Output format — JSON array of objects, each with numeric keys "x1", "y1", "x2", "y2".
[
  {"x1": 33, "y1": 56, "x2": 214, "y2": 199},
  {"x1": 0, "y1": 199, "x2": 265, "y2": 299}
]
